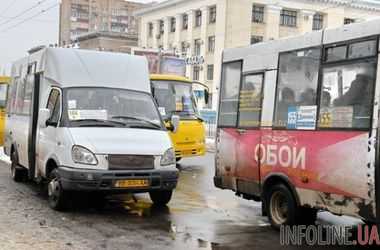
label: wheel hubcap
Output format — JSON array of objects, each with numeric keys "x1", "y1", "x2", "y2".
[
  {"x1": 270, "y1": 191, "x2": 289, "y2": 225},
  {"x1": 48, "y1": 178, "x2": 60, "y2": 203}
]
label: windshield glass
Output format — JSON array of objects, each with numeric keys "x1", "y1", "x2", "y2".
[
  {"x1": 64, "y1": 88, "x2": 163, "y2": 129},
  {"x1": 152, "y1": 80, "x2": 198, "y2": 119},
  {"x1": 0, "y1": 84, "x2": 8, "y2": 108}
]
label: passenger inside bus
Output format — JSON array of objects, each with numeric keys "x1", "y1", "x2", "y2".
[{"x1": 276, "y1": 87, "x2": 295, "y2": 125}]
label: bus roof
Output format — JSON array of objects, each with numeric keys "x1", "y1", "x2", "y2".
[
  {"x1": 0, "y1": 76, "x2": 10, "y2": 84},
  {"x1": 150, "y1": 74, "x2": 192, "y2": 83},
  {"x1": 12, "y1": 48, "x2": 151, "y2": 93},
  {"x1": 223, "y1": 18, "x2": 380, "y2": 71}
]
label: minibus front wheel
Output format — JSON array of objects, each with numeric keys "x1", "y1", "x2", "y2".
[
  {"x1": 149, "y1": 190, "x2": 173, "y2": 206},
  {"x1": 48, "y1": 169, "x2": 69, "y2": 211}
]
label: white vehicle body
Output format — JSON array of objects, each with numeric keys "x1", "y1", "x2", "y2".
[{"x1": 5, "y1": 48, "x2": 178, "y2": 208}]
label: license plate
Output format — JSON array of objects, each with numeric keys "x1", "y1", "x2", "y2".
[{"x1": 114, "y1": 179, "x2": 149, "y2": 188}]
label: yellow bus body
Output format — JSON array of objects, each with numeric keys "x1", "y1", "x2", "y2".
[{"x1": 150, "y1": 74, "x2": 206, "y2": 160}]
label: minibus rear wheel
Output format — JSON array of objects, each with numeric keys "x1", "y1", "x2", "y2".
[
  {"x1": 149, "y1": 190, "x2": 173, "y2": 206},
  {"x1": 10, "y1": 150, "x2": 26, "y2": 182},
  {"x1": 265, "y1": 184, "x2": 298, "y2": 230},
  {"x1": 48, "y1": 169, "x2": 69, "y2": 211}
]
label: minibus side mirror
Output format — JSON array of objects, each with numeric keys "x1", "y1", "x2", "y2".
[
  {"x1": 171, "y1": 115, "x2": 180, "y2": 133},
  {"x1": 204, "y1": 90, "x2": 209, "y2": 104},
  {"x1": 39, "y1": 108, "x2": 51, "y2": 128}
]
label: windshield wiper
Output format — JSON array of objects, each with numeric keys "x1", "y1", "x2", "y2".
[
  {"x1": 72, "y1": 119, "x2": 126, "y2": 127},
  {"x1": 111, "y1": 116, "x2": 162, "y2": 129}
]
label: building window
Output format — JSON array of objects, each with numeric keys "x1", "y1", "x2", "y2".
[
  {"x1": 209, "y1": 6, "x2": 216, "y2": 24},
  {"x1": 344, "y1": 18, "x2": 355, "y2": 25},
  {"x1": 195, "y1": 10, "x2": 202, "y2": 27},
  {"x1": 170, "y1": 17, "x2": 176, "y2": 32},
  {"x1": 183, "y1": 14, "x2": 188, "y2": 30},
  {"x1": 207, "y1": 65, "x2": 214, "y2": 80},
  {"x1": 208, "y1": 36, "x2": 215, "y2": 53},
  {"x1": 159, "y1": 20, "x2": 164, "y2": 35},
  {"x1": 181, "y1": 41, "x2": 188, "y2": 56},
  {"x1": 280, "y1": 9, "x2": 297, "y2": 27},
  {"x1": 194, "y1": 39, "x2": 202, "y2": 56},
  {"x1": 252, "y1": 5, "x2": 264, "y2": 23},
  {"x1": 251, "y1": 35, "x2": 263, "y2": 44},
  {"x1": 193, "y1": 66, "x2": 200, "y2": 80},
  {"x1": 313, "y1": 13, "x2": 323, "y2": 30},
  {"x1": 148, "y1": 22, "x2": 153, "y2": 37}
]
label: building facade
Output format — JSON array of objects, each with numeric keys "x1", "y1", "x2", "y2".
[
  {"x1": 136, "y1": 0, "x2": 380, "y2": 109},
  {"x1": 59, "y1": 0, "x2": 146, "y2": 46}
]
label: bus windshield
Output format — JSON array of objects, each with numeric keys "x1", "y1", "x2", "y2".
[{"x1": 151, "y1": 80, "x2": 198, "y2": 120}]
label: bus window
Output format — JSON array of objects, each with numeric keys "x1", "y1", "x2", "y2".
[
  {"x1": 219, "y1": 61, "x2": 242, "y2": 127},
  {"x1": 273, "y1": 48, "x2": 321, "y2": 128},
  {"x1": 238, "y1": 74, "x2": 264, "y2": 127},
  {"x1": 318, "y1": 60, "x2": 376, "y2": 129},
  {"x1": 348, "y1": 40, "x2": 377, "y2": 59},
  {"x1": 0, "y1": 85, "x2": 7, "y2": 108},
  {"x1": 325, "y1": 45, "x2": 347, "y2": 62}
]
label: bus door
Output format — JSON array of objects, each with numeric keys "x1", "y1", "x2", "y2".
[
  {"x1": 235, "y1": 73, "x2": 264, "y2": 195},
  {"x1": 27, "y1": 68, "x2": 40, "y2": 180}
]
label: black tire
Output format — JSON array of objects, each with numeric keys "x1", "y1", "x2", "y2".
[
  {"x1": 176, "y1": 157, "x2": 182, "y2": 162},
  {"x1": 297, "y1": 207, "x2": 318, "y2": 225},
  {"x1": 265, "y1": 184, "x2": 298, "y2": 230},
  {"x1": 149, "y1": 190, "x2": 173, "y2": 206},
  {"x1": 10, "y1": 150, "x2": 26, "y2": 182},
  {"x1": 48, "y1": 169, "x2": 69, "y2": 211}
]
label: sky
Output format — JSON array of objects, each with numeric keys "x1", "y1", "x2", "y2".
[{"x1": 0, "y1": 0, "x2": 162, "y2": 75}]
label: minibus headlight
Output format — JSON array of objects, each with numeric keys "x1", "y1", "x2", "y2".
[
  {"x1": 160, "y1": 148, "x2": 175, "y2": 166},
  {"x1": 72, "y1": 145, "x2": 98, "y2": 165}
]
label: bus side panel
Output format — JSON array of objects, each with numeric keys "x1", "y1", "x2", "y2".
[
  {"x1": 215, "y1": 128, "x2": 239, "y2": 191},
  {"x1": 260, "y1": 130, "x2": 376, "y2": 220}
]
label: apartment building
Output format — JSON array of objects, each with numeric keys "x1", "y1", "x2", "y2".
[
  {"x1": 59, "y1": 0, "x2": 146, "y2": 46},
  {"x1": 136, "y1": 0, "x2": 380, "y2": 109}
]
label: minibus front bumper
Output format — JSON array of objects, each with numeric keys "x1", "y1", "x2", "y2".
[{"x1": 57, "y1": 166, "x2": 179, "y2": 192}]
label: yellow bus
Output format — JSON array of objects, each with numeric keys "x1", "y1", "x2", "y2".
[
  {"x1": 0, "y1": 76, "x2": 10, "y2": 146},
  {"x1": 150, "y1": 74, "x2": 206, "y2": 161}
]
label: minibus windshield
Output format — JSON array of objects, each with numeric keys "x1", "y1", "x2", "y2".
[
  {"x1": 64, "y1": 88, "x2": 163, "y2": 129},
  {"x1": 151, "y1": 80, "x2": 198, "y2": 120}
]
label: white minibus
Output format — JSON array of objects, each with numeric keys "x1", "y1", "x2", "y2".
[{"x1": 5, "y1": 48, "x2": 179, "y2": 210}]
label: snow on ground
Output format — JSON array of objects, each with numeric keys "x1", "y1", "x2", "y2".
[{"x1": 0, "y1": 147, "x2": 10, "y2": 164}]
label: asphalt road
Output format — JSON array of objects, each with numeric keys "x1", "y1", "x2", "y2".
[{"x1": 0, "y1": 153, "x2": 373, "y2": 250}]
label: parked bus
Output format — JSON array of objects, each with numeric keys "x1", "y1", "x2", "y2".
[
  {"x1": 132, "y1": 49, "x2": 207, "y2": 161},
  {"x1": 0, "y1": 76, "x2": 10, "y2": 146},
  {"x1": 214, "y1": 19, "x2": 380, "y2": 228},
  {"x1": 151, "y1": 74, "x2": 207, "y2": 161},
  {"x1": 5, "y1": 48, "x2": 179, "y2": 210}
]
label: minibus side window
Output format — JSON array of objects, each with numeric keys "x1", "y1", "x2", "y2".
[
  {"x1": 15, "y1": 79, "x2": 26, "y2": 115},
  {"x1": 46, "y1": 89, "x2": 60, "y2": 123},
  {"x1": 50, "y1": 95, "x2": 61, "y2": 125},
  {"x1": 7, "y1": 80, "x2": 18, "y2": 114},
  {"x1": 273, "y1": 48, "x2": 321, "y2": 129},
  {"x1": 238, "y1": 74, "x2": 264, "y2": 127},
  {"x1": 218, "y1": 61, "x2": 242, "y2": 127},
  {"x1": 318, "y1": 60, "x2": 376, "y2": 129}
]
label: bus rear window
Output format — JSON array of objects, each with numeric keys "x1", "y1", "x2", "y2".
[{"x1": 218, "y1": 61, "x2": 242, "y2": 127}]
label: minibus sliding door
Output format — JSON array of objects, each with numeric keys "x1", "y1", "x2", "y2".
[{"x1": 27, "y1": 72, "x2": 40, "y2": 180}]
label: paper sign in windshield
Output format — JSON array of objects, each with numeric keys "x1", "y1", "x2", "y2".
[
  {"x1": 287, "y1": 106, "x2": 317, "y2": 130},
  {"x1": 68, "y1": 110, "x2": 108, "y2": 121}
]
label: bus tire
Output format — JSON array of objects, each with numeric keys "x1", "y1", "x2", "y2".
[
  {"x1": 10, "y1": 150, "x2": 26, "y2": 182},
  {"x1": 265, "y1": 184, "x2": 298, "y2": 230},
  {"x1": 48, "y1": 169, "x2": 69, "y2": 211},
  {"x1": 149, "y1": 190, "x2": 173, "y2": 206},
  {"x1": 176, "y1": 157, "x2": 182, "y2": 162}
]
